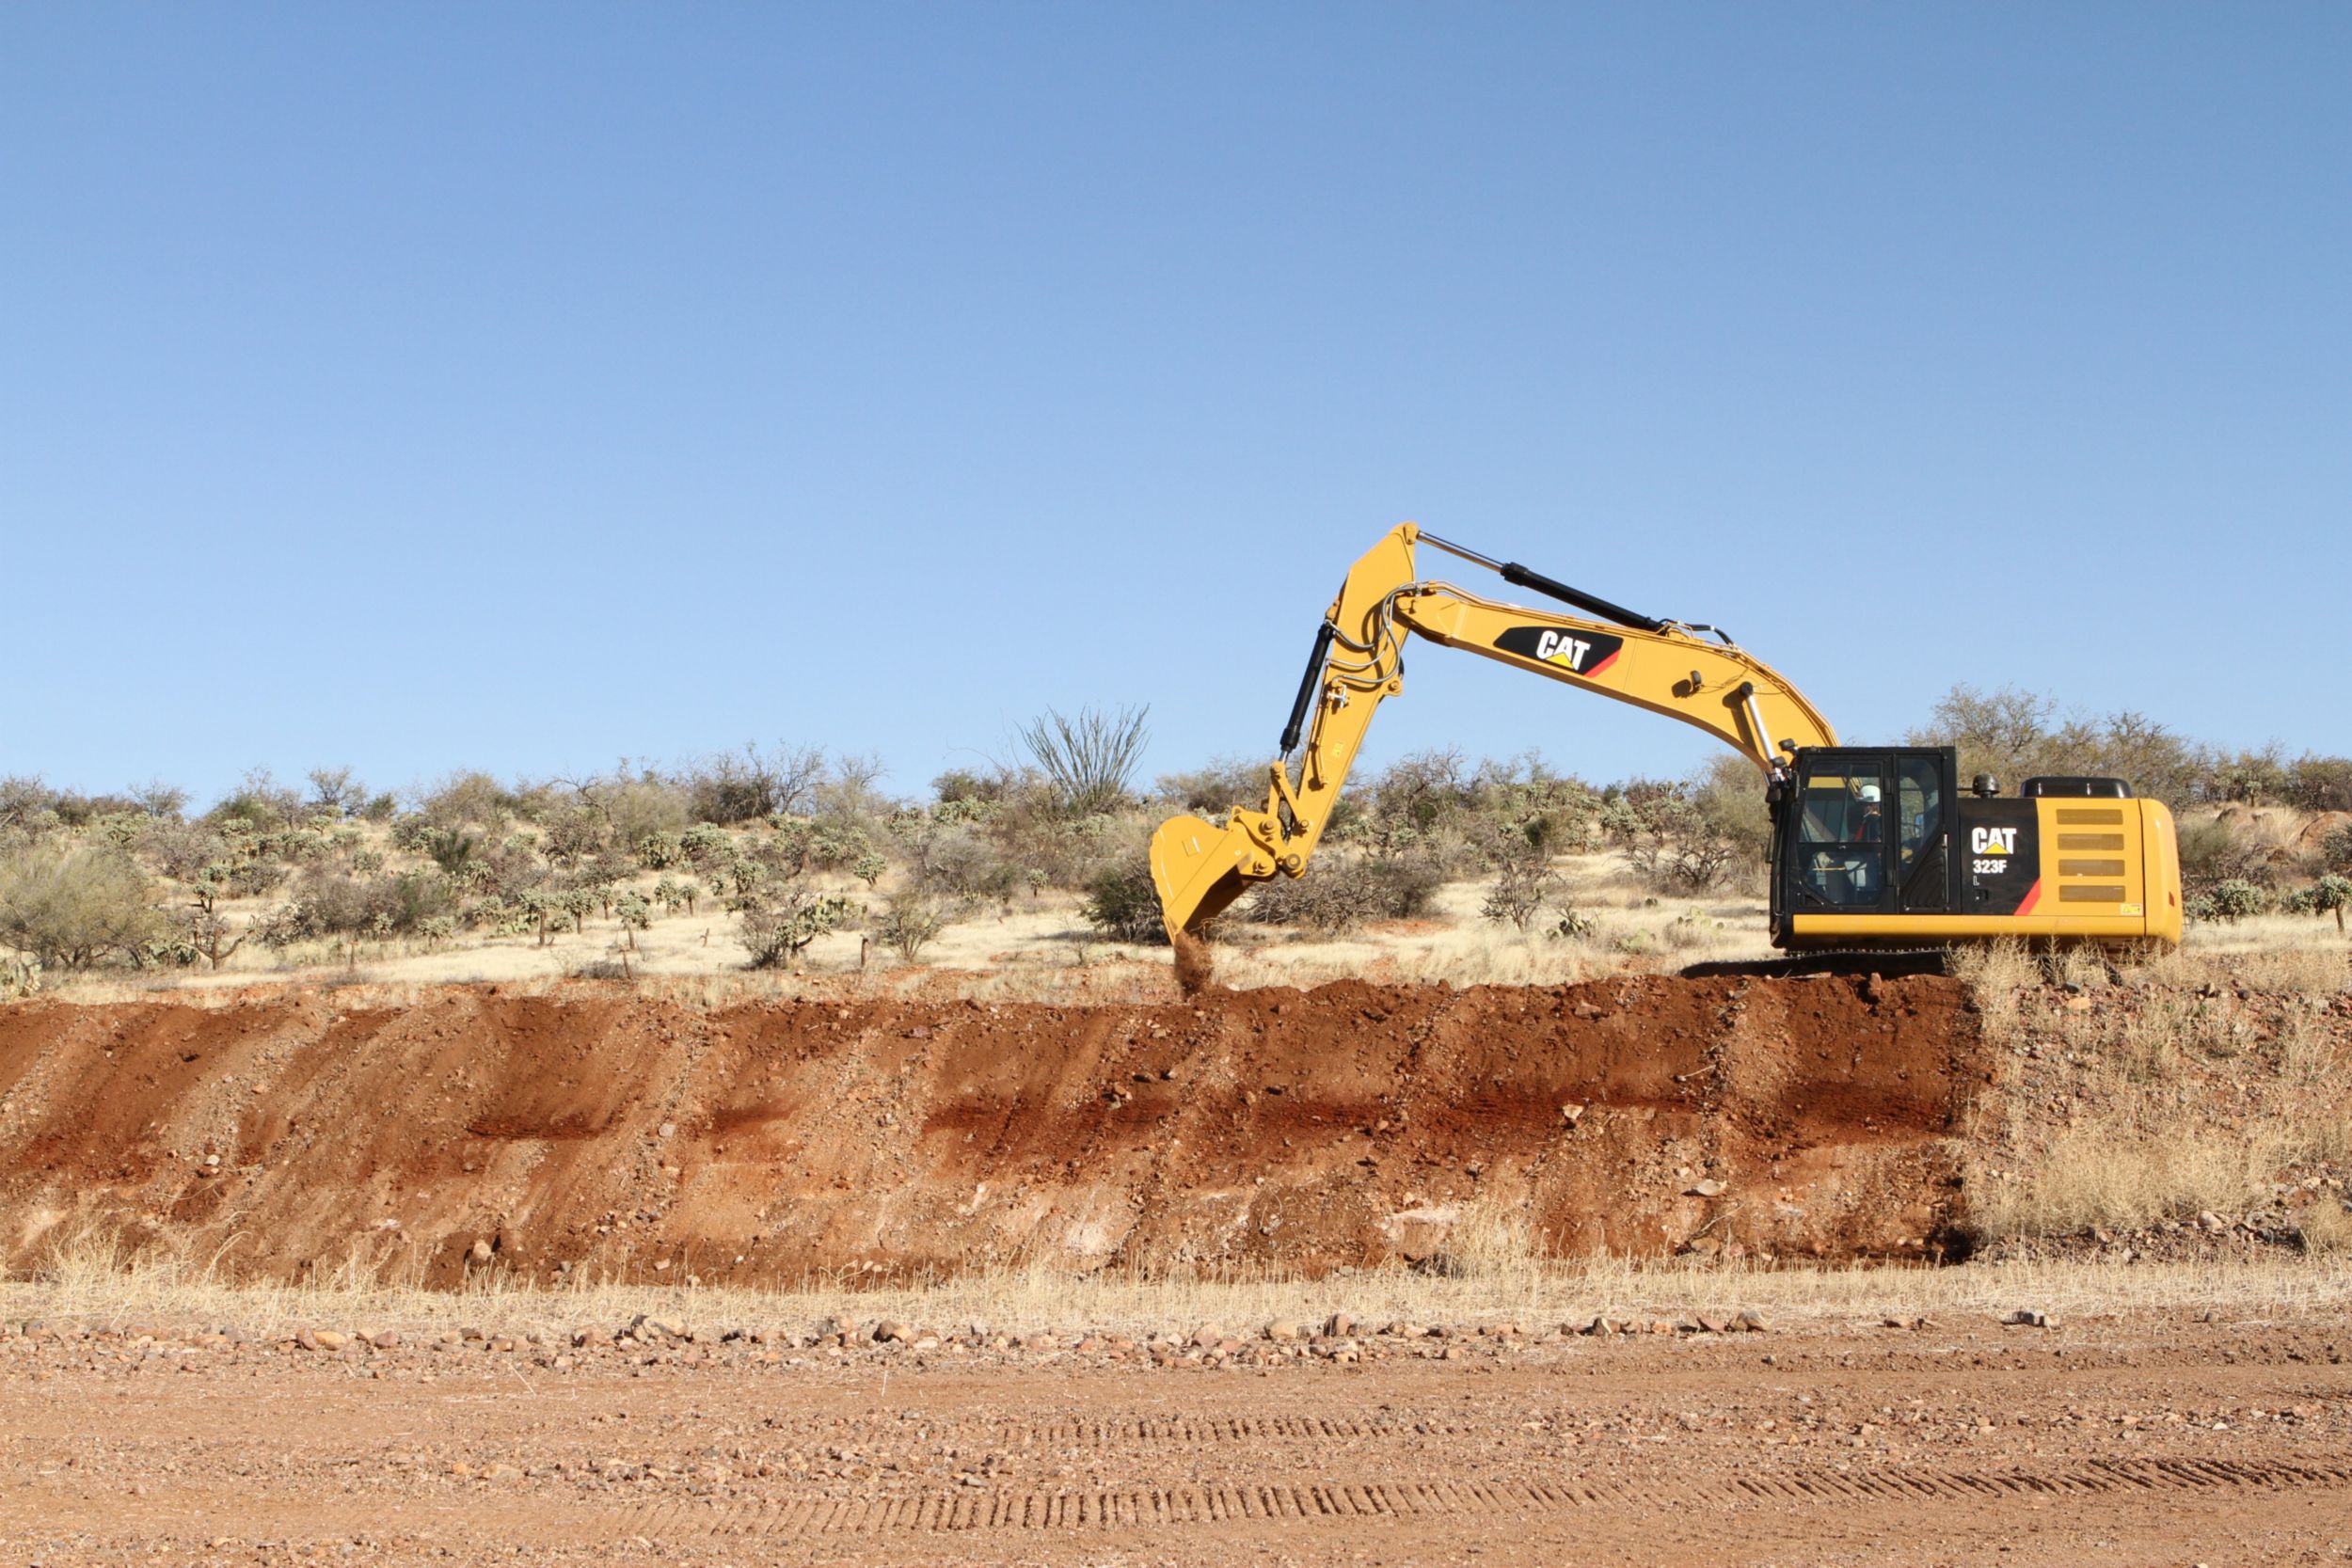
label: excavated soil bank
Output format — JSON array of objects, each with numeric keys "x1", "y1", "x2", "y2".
[{"x1": 0, "y1": 975, "x2": 1983, "y2": 1286}]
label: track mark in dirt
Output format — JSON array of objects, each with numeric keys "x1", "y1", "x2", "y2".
[
  {"x1": 963, "y1": 1414, "x2": 1472, "y2": 1448},
  {"x1": 610, "y1": 1455, "x2": 2352, "y2": 1540}
]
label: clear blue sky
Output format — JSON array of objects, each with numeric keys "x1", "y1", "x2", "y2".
[{"x1": 5, "y1": 5, "x2": 2346, "y2": 806}]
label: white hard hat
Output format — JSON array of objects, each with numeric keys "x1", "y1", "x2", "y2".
[{"x1": 1858, "y1": 783, "x2": 1882, "y2": 803}]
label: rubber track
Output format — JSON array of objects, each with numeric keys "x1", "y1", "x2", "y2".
[{"x1": 610, "y1": 1454, "x2": 2352, "y2": 1540}]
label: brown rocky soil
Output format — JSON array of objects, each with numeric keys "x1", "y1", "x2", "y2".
[
  {"x1": 0, "y1": 974, "x2": 1980, "y2": 1285},
  {"x1": 3, "y1": 1306, "x2": 2350, "y2": 1563}
]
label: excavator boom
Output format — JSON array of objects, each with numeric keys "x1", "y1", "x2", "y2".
[{"x1": 1150, "y1": 523, "x2": 1835, "y2": 934}]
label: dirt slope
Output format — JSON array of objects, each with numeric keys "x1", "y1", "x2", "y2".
[{"x1": 0, "y1": 974, "x2": 1981, "y2": 1285}]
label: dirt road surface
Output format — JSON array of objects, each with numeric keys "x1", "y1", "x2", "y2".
[{"x1": 8, "y1": 1307, "x2": 2351, "y2": 1565}]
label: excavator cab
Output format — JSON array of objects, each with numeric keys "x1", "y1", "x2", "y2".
[
  {"x1": 1772, "y1": 748, "x2": 1956, "y2": 927},
  {"x1": 1770, "y1": 746, "x2": 2180, "y2": 949}
]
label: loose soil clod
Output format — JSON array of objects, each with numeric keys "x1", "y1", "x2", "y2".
[{"x1": 1169, "y1": 928, "x2": 1216, "y2": 996}]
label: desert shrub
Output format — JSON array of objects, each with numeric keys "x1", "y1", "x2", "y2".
[
  {"x1": 850, "y1": 851, "x2": 888, "y2": 888},
  {"x1": 2198, "y1": 879, "x2": 2268, "y2": 924},
  {"x1": 689, "y1": 743, "x2": 825, "y2": 825},
  {"x1": 1549, "y1": 906, "x2": 1598, "y2": 941},
  {"x1": 306, "y1": 767, "x2": 365, "y2": 817},
  {"x1": 2286, "y1": 756, "x2": 2352, "y2": 815},
  {"x1": 535, "y1": 802, "x2": 608, "y2": 867},
  {"x1": 651, "y1": 876, "x2": 695, "y2": 916},
  {"x1": 635, "y1": 831, "x2": 686, "y2": 870},
  {"x1": 931, "y1": 768, "x2": 1016, "y2": 809},
  {"x1": 2321, "y1": 824, "x2": 2352, "y2": 877},
  {"x1": 1480, "y1": 856, "x2": 1559, "y2": 932},
  {"x1": 612, "y1": 893, "x2": 652, "y2": 939},
  {"x1": 262, "y1": 869, "x2": 453, "y2": 944},
  {"x1": 769, "y1": 817, "x2": 876, "y2": 876},
  {"x1": 176, "y1": 909, "x2": 244, "y2": 969},
  {"x1": 2309, "y1": 875, "x2": 2352, "y2": 931},
  {"x1": 118, "y1": 780, "x2": 184, "y2": 818},
  {"x1": 224, "y1": 858, "x2": 288, "y2": 898},
  {"x1": 419, "y1": 771, "x2": 521, "y2": 831},
  {"x1": 596, "y1": 778, "x2": 691, "y2": 851},
  {"x1": 1245, "y1": 855, "x2": 1444, "y2": 935},
  {"x1": 1602, "y1": 784, "x2": 1740, "y2": 893},
  {"x1": 138, "y1": 819, "x2": 230, "y2": 884},
  {"x1": 420, "y1": 827, "x2": 479, "y2": 878},
  {"x1": 205, "y1": 768, "x2": 307, "y2": 834},
  {"x1": 1018, "y1": 705, "x2": 1150, "y2": 815},
  {"x1": 678, "y1": 822, "x2": 735, "y2": 869},
  {"x1": 1462, "y1": 755, "x2": 1603, "y2": 855},
  {"x1": 0, "y1": 778, "x2": 56, "y2": 835},
  {"x1": 251, "y1": 827, "x2": 334, "y2": 867},
  {"x1": 1690, "y1": 753, "x2": 1772, "y2": 871},
  {"x1": 736, "y1": 886, "x2": 855, "y2": 970},
  {"x1": 979, "y1": 802, "x2": 1130, "y2": 890},
  {"x1": 0, "y1": 847, "x2": 164, "y2": 970},
  {"x1": 2177, "y1": 816, "x2": 2279, "y2": 895},
  {"x1": 874, "y1": 887, "x2": 948, "y2": 962},
  {"x1": 1154, "y1": 755, "x2": 1269, "y2": 820},
  {"x1": 911, "y1": 825, "x2": 1023, "y2": 908},
  {"x1": 1081, "y1": 857, "x2": 1167, "y2": 945}
]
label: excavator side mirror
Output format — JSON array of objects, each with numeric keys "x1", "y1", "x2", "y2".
[{"x1": 1971, "y1": 773, "x2": 2001, "y2": 798}]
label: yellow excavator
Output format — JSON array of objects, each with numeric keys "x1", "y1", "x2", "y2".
[{"x1": 1150, "y1": 523, "x2": 2182, "y2": 953}]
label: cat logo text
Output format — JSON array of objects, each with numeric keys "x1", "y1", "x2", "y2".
[{"x1": 1970, "y1": 825, "x2": 2019, "y2": 878}]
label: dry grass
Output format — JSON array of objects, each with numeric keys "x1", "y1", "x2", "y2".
[
  {"x1": 12, "y1": 1226, "x2": 2352, "y2": 1342},
  {"x1": 17, "y1": 848, "x2": 1788, "y2": 1007},
  {"x1": 1958, "y1": 939, "x2": 2352, "y2": 1243},
  {"x1": 1971, "y1": 1104, "x2": 2293, "y2": 1237}
]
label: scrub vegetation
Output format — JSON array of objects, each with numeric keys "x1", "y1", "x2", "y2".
[{"x1": 0, "y1": 684, "x2": 2345, "y2": 998}]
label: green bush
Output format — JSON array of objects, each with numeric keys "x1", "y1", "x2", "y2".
[
  {"x1": 0, "y1": 847, "x2": 164, "y2": 970},
  {"x1": 931, "y1": 836, "x2": 1022, "y2": 907},
  {"x1": 2321, "y1": 824, "x2": 2352, "y2": 877},
  {"x1": 2206, "y1": 879, "x2": 2268, "y2": 923},
  {"x1": 1244, "y1": 856, "x2": 1442, "y2": 935},
  {"x1": 1602, "y1": 784, "x2": 1741, "y2": 893},
  {"x1": 635, "y1": 831, "x2": 686, "y2": 870},
  {"x1": 258, "y1": 869, "x2": 454, "y2": 945},
  {"x1": 1549, "y1": 907, "x2": 1597, "y2": 941},
  {"x1": 1081, "y1": 857, "x2": 1167, "y2": 945},
  {"x1": 679, "y1": 822, "x2": 735, "y2": 868},
  {"x1": 1018, "y1": 705, "x2": 1150, "y2": 815},
  {"x1": 1480, "y1": 856, "x2": 1560, "y2": 932},
  {"x1": 874, "y1": 887, "x2": 947, "y2": 962},
  {"x1": 1153, "y1": 756, "x2": 1269, "y2": 820},
  {"x1": 737, "y1": 887, "x2": 854, "y2": 969}
]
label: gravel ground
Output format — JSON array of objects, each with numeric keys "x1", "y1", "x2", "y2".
[{"x1": 6, "y1": 1304, "x2": 2351, "y2": 1564}]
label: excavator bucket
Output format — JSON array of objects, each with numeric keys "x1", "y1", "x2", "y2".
[{"x1": 1149, "y1": 814, "x2": 1270, "y2": 935}]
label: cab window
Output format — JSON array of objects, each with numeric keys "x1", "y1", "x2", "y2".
[
  {"x1": 1794, "y1": 761, "x2": 1886, "y2": 907},
  {"x1": 1897, "y1": 756, "x2": 1944, "y2": 877}
]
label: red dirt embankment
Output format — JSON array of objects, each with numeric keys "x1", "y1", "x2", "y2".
[{"x1": 0, "y1": 974, "x2": 1982, "y2": 1286}]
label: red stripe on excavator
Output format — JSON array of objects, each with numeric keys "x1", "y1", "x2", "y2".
[
  {"x1": 2016, "y1": 879, "x2": 2042, "y2": 916},
  {"x1": 1583, "y1": 649, "x2": 1619, "y2": 678}
]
